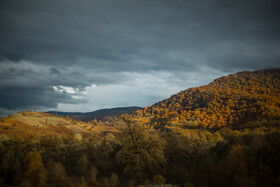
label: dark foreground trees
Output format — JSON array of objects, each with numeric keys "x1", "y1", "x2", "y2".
[
  {"x1": 0, "y1": 120, "x2": 280, "y2": 186},
  {"x1": 116, "y1": 118, "x2": 166, "y2": 183}
]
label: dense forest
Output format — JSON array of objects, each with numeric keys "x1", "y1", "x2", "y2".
[
  {"x1": 1, "y1": 117, "x2": 280, "y2": 186},
  {"x1": 0, "y1": 69, "x2": 280, "y2": 186}
]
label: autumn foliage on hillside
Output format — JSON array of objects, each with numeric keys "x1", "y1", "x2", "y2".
[
  {"x1": 132, "y1": 69, "x2": 280, "y2": 130},
  {"x1": 0, "y1": 69, "x2": 280, "y2": 186}
]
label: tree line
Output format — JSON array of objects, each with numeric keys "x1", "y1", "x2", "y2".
[{"x1": 0, "y1": 117, "x2": 280, "y2": 187}]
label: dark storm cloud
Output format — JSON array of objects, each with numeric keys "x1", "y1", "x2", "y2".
[
  {"x1": 0, "y1": 60, "x2": 89, "y2": 115},
  {"x1": 0, "y1": 0, "x2": 280, "y2": 115},
  {"x1": 1, "y1": 0, "x2": 278, "y2": 71},
  {"x1": 0, "y1": 86, "x2": 78, "y2": 110},
  {"x1": 49, "y1": 67, "x2": 60, "y2": 75}
]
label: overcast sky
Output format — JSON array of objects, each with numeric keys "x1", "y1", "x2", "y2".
[{"x1": 0, "y1": 0, "x2": 280, "y2": 116}]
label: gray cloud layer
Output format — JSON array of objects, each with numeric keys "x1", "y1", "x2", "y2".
[{"x1": 0, "y1": 0, "x2": 280, "y2": 115}]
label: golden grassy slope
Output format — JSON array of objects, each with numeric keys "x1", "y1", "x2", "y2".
[
  {"x1": 0, "y1": 111, "x2": 90, "y2": 138},
  {"x1": 0, "y1": 111, "x2": 120, "y2": 138}
]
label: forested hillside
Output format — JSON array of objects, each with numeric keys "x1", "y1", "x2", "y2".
[
  {"x1": 0, "y1": 69, "x2": 280, "y2": 187},
  {"x1": 131, "y1": 69, "x2": 280, "y2": 130}
]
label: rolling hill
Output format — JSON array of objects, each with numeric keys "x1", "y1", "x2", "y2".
[
  {"x1": 0, "y1": 111, "x2": 89, "y2": 138},
  {"x1": 131, "y1": 69, "x2": 280, "y2": 130},
  {"x1": 47, "y1": 106, "x2": 142, "y2": 122},
  {"x1": 0, "y1": 111, "x2": 118, "y2": 138}
]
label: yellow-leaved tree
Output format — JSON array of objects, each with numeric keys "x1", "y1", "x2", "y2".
[{"x1": 23, "y1": 152, "x2": 47, "y2": 186}]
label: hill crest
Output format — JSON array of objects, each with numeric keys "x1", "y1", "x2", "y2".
[{"x1": 131, "y1": 68, "x2": 280, "y2": 130}]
